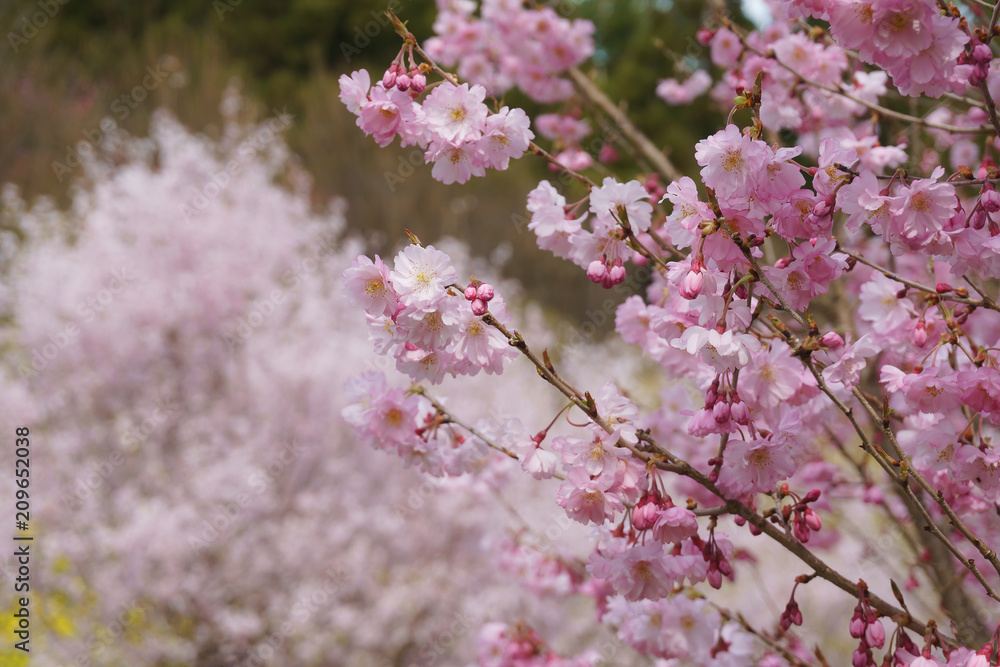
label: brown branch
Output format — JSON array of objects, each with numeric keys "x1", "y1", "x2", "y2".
[
  {"x1": 567, "y1": 67, "x2": 683, "y2": 182},
  {"x1": 480, "y1": 313, "x2": 952, "y2": 645},
  {"x1": 842, "y1": 249, "x2": 999, "y2": 312}
]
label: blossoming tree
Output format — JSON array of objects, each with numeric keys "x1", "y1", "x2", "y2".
[{"x1": 339, "y1": 0, "x2": 1000, "y2": 664}]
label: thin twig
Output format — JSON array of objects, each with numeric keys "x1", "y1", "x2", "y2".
[{"x1": 567, "y1": 67, "x2": 683, "y2": 182}]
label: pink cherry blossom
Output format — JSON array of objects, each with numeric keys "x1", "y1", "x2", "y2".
[
  {"x1": 342, "y1": 254, "x2": 399, "y2": 317},
  {"x1": 421, "y1": 82, "x2": 489, "y2": 143}
]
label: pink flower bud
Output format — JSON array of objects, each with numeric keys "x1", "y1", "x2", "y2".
[
  {"x1": 912, "y1": 321, "x2": 927, "y2": 347},
  {"x1": 712, "y1": 401, "x2": 730, "y2": 424},
  {"x1": 865, "y1": 619, "x2": 885, "y2": 649},
  {"x1": 464, "y1": 284, "x2": 479, "y2": 301},
  {"x1": 471, "y1": 299, "x2": 488, "y2": 316},
  {"x1": 730, "y1": 400, "x2": 750, "y2": 425},
  {"x1": 608, "y1": 263, "x2": 626, "y2": 285},
  {"x1": 804, "y1": 507, "x2": 822, "y2": 531},
  {"x1": 707, "y1": 568, "x2": 722, "y2": 589},
  {"x1": 973, "y1": 208, "x2": 988, "y2": 230},
  {"x1": 851, "y1": 648, "x2": 868, "y2": 667},
  {"x1": 974, "y1": 42, "x2": 993, "y2": 65},
  {"x1": 849, "y1": 614, "x2": 865, "y2": 639},
  {"x1": 395, "y1": 73, "x2": 411, "y2": 91},
  {"x1": 409, "y1": 71, "x2": 426, "y2": 94},
  {"x1": 680, "y1": 269, "x2": 703, "y2": 300},
  {"x1": 791, "y1": 604, "x2": 803, "y2": 625},
  {"x1": 803, "y1": 489, "x2": 821, "y2": 504},
  {"x1": 587, "y1": 260, "x2": 607, "y2": 284},
  {"x1": 812, "y1": 200, "x2": 831, "y2": 217},
  {"x1": 477, "y1": 283, "x2": 495, "y2": 301},
  {"x1": 382, "y1": 63, "x2": 400, "y2": 88},
  {"x1": 774, "y1": 256, "x2": 791, "y2": 269},
  {"x1": 820, "y1": 332, "x2": 844, "y2": 349},
  {"x1": 632, "y1": 492, "x2": 661, "y2": 531},
  {"x1": 982, "y1": 187, "x2": 1000, "y2": 212}
]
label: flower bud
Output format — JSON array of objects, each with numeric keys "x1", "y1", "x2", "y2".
[
  {"x1": 608, "y1": 263, "x2": 626, "y2": 285},
  {"x1": 680, "y1": 269, "x2": 704, "y2": 299},
  {"x1": 803, "y1": 488, "x2": 822, "y2": 504},
  {"x1": 587, "y1": 260, "x2": 607, "y2": 284},
  {"x1": 849, "y1": 613, "x2": 865, "y2": 639},
  {"x1": 804, "y1": 507, "x2": 822, "y2": 531},
  {"x1": 974, "y1": 42, "x2": 993, "y2": 65},
  {"x1": 712, "y1": 401, "x2": 730, "y2": 424},
  {"x1": 981, "y1": 187, "x2": 1000, "y2": 213},
  {"x1": 864, "y1": 619, "x2": 885, "y2": 649},
  {"x1": 973, "y1": 207, "x2": 988, "y2": 230},
  {"x1": 912, "y1": 320, "x2": 927, "y2": 347},
  {"x1": 409, "y1": 71, "x2": 427, "y2": 94},
  {"x1": 812, "y1": 200, "x2": 831, "y2": 217},
  {"x1": 477, "y1": 283, "x2": 495, "y2": 301},
  {"x1": 730, "y1": 400, "x2": 751, "y2": 425},
  {"x1": 819, "y1": 332, "x2": 844, "y2": 349},
  {"x1": 464, "y1": 284, "x2": 479, "y2": 301},
  {"x1": 632, "y1": 492, "x2": 661, "y2": 531},
  {"x1": 395, "y1": 73, "x2": 411, "y2": 91},
  {"x1": 382, "y1": 62, "x2": 400, "y2": 88},
  {"x1": 471, "y1": 299, "x2": 488, "y2": 316}
]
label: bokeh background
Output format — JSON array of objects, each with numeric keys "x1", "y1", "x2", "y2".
[{"x1": 0, "y1": 0, "x2": 747, "y2": 321}]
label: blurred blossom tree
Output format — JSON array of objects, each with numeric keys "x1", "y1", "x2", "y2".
[{"x1": 0, "y1": 92, "x2": 636, "y2": 665}]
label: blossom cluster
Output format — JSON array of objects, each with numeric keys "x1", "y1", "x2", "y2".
[
  {"x1": 343, "y1": 243, "x2": 517, "y2": 385},
  {"x1": 527, "y1": 176, "x2": 653, "y2": 287},
  {"x1": 336, "y1": 0, "x2": 1000, "y2": 664},
  {"x1": 339, "y1": 71, "x2": 534, "y2": 184},
  {"x1": 424, "y1": 0, "x2": 594, "y2": 101}
]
